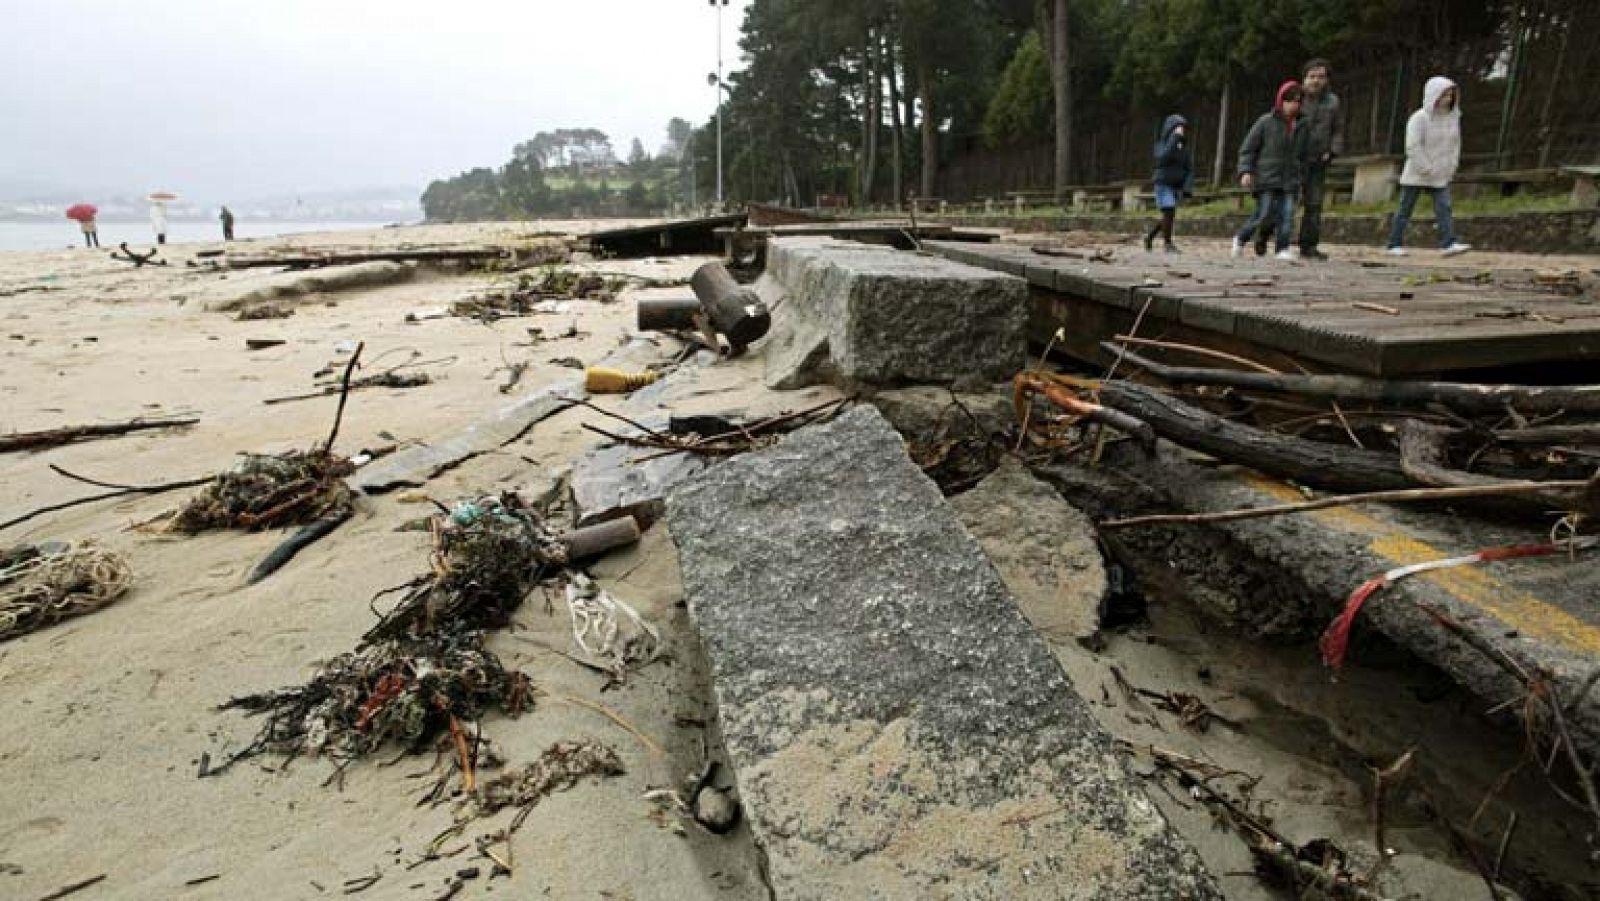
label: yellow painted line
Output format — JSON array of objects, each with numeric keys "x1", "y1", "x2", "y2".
[{"x1": 1242, "y1": 475, "x2": 1600, "y2": 655}]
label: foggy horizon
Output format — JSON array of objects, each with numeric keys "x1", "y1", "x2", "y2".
[{"x1": 3, "y1": 0, "x2": 752, "y2": 202}]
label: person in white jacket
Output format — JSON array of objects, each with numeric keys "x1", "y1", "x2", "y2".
[
  {"x1": 149, "y1": 202, "x2": 169, "y2": 245},
  {"x1": 1387, "y1": 76, "x2": 1470, "y2": 256}
]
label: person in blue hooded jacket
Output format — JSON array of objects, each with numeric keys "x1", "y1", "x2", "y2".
[{"x1": 1143, "y1": 114, "x2": 1193, "y2": 254}]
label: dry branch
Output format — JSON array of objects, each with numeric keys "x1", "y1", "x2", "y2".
[{"x1": 0, "y1": 417, "x2": 198, "y2": 454}]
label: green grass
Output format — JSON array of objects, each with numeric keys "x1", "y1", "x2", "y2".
[{"x1": 933, "y1": 190, "x2": 1575, "y2": 220}]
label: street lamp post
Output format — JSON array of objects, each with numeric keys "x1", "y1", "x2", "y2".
[{"x1": 709, "y1": 0, "x2": 728, "y2": 210}]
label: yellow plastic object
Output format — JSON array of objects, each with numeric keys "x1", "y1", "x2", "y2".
[{"x1": 584, "y1": 367, "x2": 660, "y2": 394}]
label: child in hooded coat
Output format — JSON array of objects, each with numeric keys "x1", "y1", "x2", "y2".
[
  {"x1": 1232, "y1": 81, "x2": 1309, "y2": 260},
  {"x1": 1387, "y1": 76, "x2": 1471, "y2": 256},
  {"x1": 1144, "y1": 114, "x2": 1193, "y2": 254}
]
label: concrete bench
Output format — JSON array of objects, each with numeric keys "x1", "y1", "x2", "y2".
[{"x1": 1560, "y1": 165, "x2": 1600, "y2": 208}]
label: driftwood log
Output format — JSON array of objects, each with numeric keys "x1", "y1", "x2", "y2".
[
  {"x1": 223, "y1": 247, "x2": 508, "y2": 270},
  {"x1": 1093, "y1": 380, "x2": 1416, "y2": 493},
  {"x1": 0, "y1": 418, "x2": 199, "y2": 454},
  {"x1": 1105, "y1": 343, "x2": 1600, "y2": 417}
]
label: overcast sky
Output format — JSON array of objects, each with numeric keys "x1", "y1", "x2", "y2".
[{"x1": 2, "y1": 0, "x2": 751, "y2": 200}]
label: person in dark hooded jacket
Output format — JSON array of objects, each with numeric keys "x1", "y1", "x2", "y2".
[
  {"x1": 1143, "y1": 114, "x2": 1193, "y2": 254},
  {"x1": 1232, "y1": 81, "x2": 1310, "y2": 260}
]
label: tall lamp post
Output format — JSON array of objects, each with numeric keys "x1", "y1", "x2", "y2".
[{"x1": 709, "y1": 0, "x2": 729, "y2": 210}]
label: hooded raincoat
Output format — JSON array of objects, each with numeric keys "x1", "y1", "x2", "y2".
[
  {"x1": 1152, "y1": 114, "x2": 1194, "y2": 191},
  {"x1": 1237, "y1": 81, "x2": 1310, "y2": 192},
  {"x1": 1400, "y1": 76, "x2": 1461, "y2": 189}
]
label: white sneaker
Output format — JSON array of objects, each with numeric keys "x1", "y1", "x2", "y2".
[
  {"x1": 1275, "y1": 249, "x2": 1296, "y2": 261},
  {"x1": 1385, "y1": 246, "x2": 1408, "y2": 256},
  {"x1": 1230, "y1": 237, "x2": 1244, "y2": 258},
  {"x1": 1441, "y1": 242, "x2": 1472, "y2": 257}
]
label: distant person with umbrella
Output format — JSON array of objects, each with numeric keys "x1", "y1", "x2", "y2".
[
  {"x1": 148, "y1": 191, "x2": 177, "y2": 245},
  {"x1": 219, "y1": 205, "x2": 235, "y2": 241},
  {"x1": 66, "y1": 203, "x2": 99, "y2": 248}
]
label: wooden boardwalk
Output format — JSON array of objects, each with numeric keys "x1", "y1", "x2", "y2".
[{"x1": 925, "y1": 240, "x2": 1600, "y2": 375}]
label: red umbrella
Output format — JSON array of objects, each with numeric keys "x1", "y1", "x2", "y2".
[{"x1": 65, "y1": 203, "x2": 98, "y2": 222}]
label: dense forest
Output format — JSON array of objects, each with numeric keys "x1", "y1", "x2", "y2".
[{"x1": 423, "y1": 0, "x2": 1599, "y2": 219}]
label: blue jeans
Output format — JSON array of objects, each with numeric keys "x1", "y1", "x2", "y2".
[
  {"x1": 1154, "y1": 184, "x2": 1181, "y2": 211},
  {"x1": 1235, "y1": 190, "x2": 1295, "y2": 252},
  {"x1": 1387, "y1": 185, "x2": 1457, "y2": 249}
]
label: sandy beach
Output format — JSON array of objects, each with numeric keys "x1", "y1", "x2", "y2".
[
  {"x1": 0, "y1": 221, "x2": 789, "y2": 901},
  {"x1": 4, "y1": 221, "x2": 1598, "y2": 901}
]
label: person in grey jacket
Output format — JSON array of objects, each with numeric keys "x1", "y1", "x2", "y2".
[
  {"x1": 1232, "y1": 81, "x2": 1310, "y2": 260},
  {"x1": 1297, "y1": 59, "x2": 1343, "y2": 259}
]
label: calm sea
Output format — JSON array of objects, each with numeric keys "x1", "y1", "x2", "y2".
[{"x1": 0, "y1": 220, "x2": 399, "y2": 252}]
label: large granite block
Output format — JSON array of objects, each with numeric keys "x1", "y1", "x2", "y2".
[
  {"x1": 764, "y1": 238, "x2": 1028, "y2": 390},
  {"x1": 666, "y1": 406, "x2": 1219, "y2": 900}
]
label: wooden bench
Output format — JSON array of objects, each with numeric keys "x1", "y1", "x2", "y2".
[{"x1": 1559, "y1": 165, "x2": 1600, "y2": 208}]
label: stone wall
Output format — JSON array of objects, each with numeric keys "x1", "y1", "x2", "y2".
[{"x1": 933, "y1": 209, "x2": 1600, "y2": 255}]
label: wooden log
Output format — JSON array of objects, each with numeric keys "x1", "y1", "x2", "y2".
[
  {"x1": 1104, "y1": 343, "x2": 1600, "y2": 416},
  {"x1": 690, "y1": 260, "x2": 771, "y2": 350},
  {"x1": 0, "y1": 417, "x2": 199, "y2": 454},
  {"x1": 636, "y1": 296, "x2": 702, "y2": 331},
  {"x1": 223, "y1": 247, "x2": 507, "y2": 270},
  {"x1": 1094, "y1": 381, "x2": 1417, "y2": 493}
]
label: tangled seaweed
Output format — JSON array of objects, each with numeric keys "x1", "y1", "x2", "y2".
[
  {"x1": 451, "y1": 267, "x2": 630, "y2": 319},
  {"x1": 218, "y1": 627, "x2": 533, "y2": 767},
  {"x1": 0, "y1": 541, "x2": 132, "y2": 642},
  {"x1": 171, "y1": 450, "x2": 353, "y2": 533},
  {"x1": 365, "y1": 492, "x2": 566, "y2": 643}
]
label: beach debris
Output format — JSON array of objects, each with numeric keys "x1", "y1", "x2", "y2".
[
  {"x1": 245, "y1": 338, "x2": 287, "y2": 350},
  {"x1": 583, "y1": 367, "x2": 659, "y2": 394},
  {"x1": 364, "y1": 492, "x2": 566, "y2": 644},
  {"x1": 688, "y1": 260, "x2": 770, "y2": 356},
  {"x1": 644, "y1": 759, "x2": 742, "y2": 835},
  {"x1": 263, "y1": 370, "x2": 433, "y2": 406},
  {"x1": 549, "y1": 356, "x2": 584, "y2": 369},
  {"x1": 496, "y1": 359, "x2": 529, "y2": 395},
  {"x1": 636, "y1": 296, "x2": 702, "y2": 332},
  {"x1": 110, "y1": 242, "x2": 166, "y2": 267},
  {"x1": 571, "y1": 396, "x2": 851, "y2": 460},
  {"x1": 563, "y1": 573, "x2": 661, "y2": 685},
  {"x1": 561, "y1": 516, "x2": 641, "y2": 562},
  {"x1": 36, "y1": 873, "x2": 109, "y2": 901},
  {"x1": 0, "y1": 416, "x2": 199, "y2": 455},
  {"x1": 236, "y1": 303, "x2": 294, "y2": 321},
  {"x1": 450, "y1": 268, "x2": 627, "y2": 320},
  {"x1": 246, "y1": 510, "x2": 354, "y2": 585},
  {"x1": 466, "y1": 739, "x2": 625, "y2": 828},
  {"x1": 0, "y1": 541, "x2": 132, "y2": 642},
  {"x1": 222, "y1": 246, "x2": 510, "y2": 271},
  {"x1": 217, "y1": 626, "x2": 533, "y2": 768},
  {"x1": 1, "y1": 465, "x2": 215, "y2": 535},
  {"x1": 169, "y1": 450, "x2": 354, "y2": 533}
]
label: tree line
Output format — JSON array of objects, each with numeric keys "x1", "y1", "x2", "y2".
[
  {"x1": 420, "y1": 120, "x2": 698, "y2": 221},
  {"x1": 690, "y1": 0, "x2": 1597, "y2": 206}
]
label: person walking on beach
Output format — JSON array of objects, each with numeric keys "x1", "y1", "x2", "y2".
[
  {"x1": 1232, "y1": 81, "x2": 1309, "y2": 261},
  {"x1": 80, "y1": 215, "x2": 100, "y2": 248},
  {"x1": 220, "y1": 206, "x2": 235, "y2": 241},
  {"x1": 1143, "y1": 114, "x2": 1193, "y2": 254},
  {"x1": 1297, "y1": 59, "x2": 1343, "y2": 260},
  {"x1": 1387, "y1": 76, "x2": 1471, "y2": 257},
  {"x1": 150, "y1": 202, "x2": 169, "y2": 245}
]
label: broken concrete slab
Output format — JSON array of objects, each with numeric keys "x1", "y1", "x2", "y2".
[
  {"x1": 667, "y1": 406, "x2": 1220, "y2": 900},
  {"x1": 1037, "y1": 442, "x2": 1600, "y2": 759},
  {"x1": 205, "y1": 261, "x2": 414, "y2": 311},
  {"x1": 951, "y1": 460, "x2": 1107, "y2": 642},
  {"x1": 354, "y1": 378, "x2": 583, "y2": 493},
  {"x1": 762, "y1": 237, "x2": 1028, "y2": 390},
  {"x1": 571, "y1": 441, "x2": 707, "y2": 528},
  {"x1": 868, "y1": 384, "x2": 1013, "y2": 446}
]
